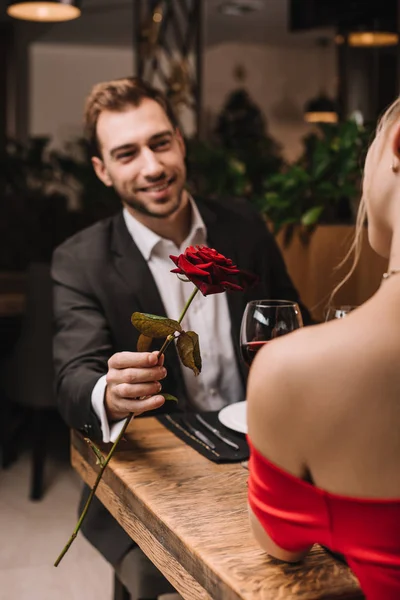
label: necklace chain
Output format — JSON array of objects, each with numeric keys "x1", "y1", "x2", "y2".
[{"x1": 382, "y1": 269, "x2": 400, "y2": 280}]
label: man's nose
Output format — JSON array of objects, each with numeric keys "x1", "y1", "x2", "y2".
[{"x1": 141, "y1": 148, "x2": 164, "y2": 179}]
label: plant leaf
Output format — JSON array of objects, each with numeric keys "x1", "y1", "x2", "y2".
[
  {"x1": 186, "y1": 331, "x2": 202, "y2": 374},
  {"x1": 131, "y1": 312, "x2": 182, "y2": 338},
  {"x1": 176, "y1": 331, "x2": 202, "y2": 376},
  {"x1": 301, "y1": 206, "x2": 324, "y2": 226},
  {"x1": 161, "y1": 393, "x2": 179, "y2": 403},
  {"x1": 137, "y1": 334, "x2": 153, "y2": 352},
  {"x1": 84, "y1": 438, "x2": 105, "y2": 467}
]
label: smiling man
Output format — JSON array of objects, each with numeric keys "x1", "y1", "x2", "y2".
[
  {"x1": 92, "y1": 99, "x2": 188, "y2": 227},
  {"x1": 52, "y1": 77, "x2": 310, "y2": 600}
]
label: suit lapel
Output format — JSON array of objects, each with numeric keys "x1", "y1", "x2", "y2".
[
  {"x1": 110, "y1": 212, "x2": 166, "y2": 317},
  {"x1": 110, "y1": 213, "x2": 187, "y2": 404}
]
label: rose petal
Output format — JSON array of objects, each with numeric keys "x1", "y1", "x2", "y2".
[
  {"x1": 220, "y1": 281, "x2": 244, "y2": 291},
  {"x1": 177, "y1": 254, "x2": 211, "y2": 277},
  {"x1": 170, "y1": 245, "x2": 258, "y2": 296}
]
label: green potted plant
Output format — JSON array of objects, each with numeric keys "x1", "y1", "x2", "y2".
[{"x1": 256, "y1": 119, "x2": 373, "y2": 242}]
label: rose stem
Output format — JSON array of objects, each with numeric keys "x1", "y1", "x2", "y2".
[{"x1": 54, "y1": 287, "x2": 199, "y2": 567}]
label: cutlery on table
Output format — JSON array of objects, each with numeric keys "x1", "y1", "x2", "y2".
[
  {"x1": 195, "y1": 414, "x2": 240, "y2": 451},
  {"x1": 181, "y1": 419, "x2": 216, "y2": 449}
]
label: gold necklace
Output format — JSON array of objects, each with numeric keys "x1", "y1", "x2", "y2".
[{"x1": 382, "y1": 269, "x2": 400, "y2": 280}]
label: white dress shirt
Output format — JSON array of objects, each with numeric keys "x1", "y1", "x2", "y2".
[{"x1": 92, "y1": 198, "x2": 244, "y2": 442}]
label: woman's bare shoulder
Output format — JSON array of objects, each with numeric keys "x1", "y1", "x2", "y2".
[
  {"x1": 247, "y1": 321, "x2": 334, "y2": 406},
  {"x1": 246, "y1": 319, "x2": 360, "y2": 465}
]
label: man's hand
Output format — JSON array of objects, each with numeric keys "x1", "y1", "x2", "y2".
[{"x1": 105, "y1": 351, "x2": 167, "y2": 422}]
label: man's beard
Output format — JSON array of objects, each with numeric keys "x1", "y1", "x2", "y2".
[{"x1": 120, "y1": 185, "x2": 185, "y2": 220}]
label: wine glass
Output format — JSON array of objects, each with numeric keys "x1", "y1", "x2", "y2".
[
  {"x1": 325, "y1": 305, "x2": 357, "y2": 321},
  {"x1": 240, "y1": 299, "x2": 303, "y2": 368}
]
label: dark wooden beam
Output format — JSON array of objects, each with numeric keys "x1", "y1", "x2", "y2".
[
  {"x1": 133, "y1": 0, "x2": 203, "y2": 138},
  {"x1": 0, "y1": 23, "x2": 14, "y2": 150}
]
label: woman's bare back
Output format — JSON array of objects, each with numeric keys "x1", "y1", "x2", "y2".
[{"x1": 248, "y1": 277, "x2": 400, "y2": 499}]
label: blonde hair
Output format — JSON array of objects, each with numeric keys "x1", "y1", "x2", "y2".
[{"x1": 329, "y1": 98, "x2": 400, "y2": 305}]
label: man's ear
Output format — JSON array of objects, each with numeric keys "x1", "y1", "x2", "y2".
[
  {"x1": 175, "y1": 128, "x2": 186, "y2": 158},
  {"x1": 91, "y1": 156, "x2": 113, "y2": 187}
]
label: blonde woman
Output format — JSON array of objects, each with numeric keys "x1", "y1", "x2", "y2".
[{"x1": 247, "y1": 100, "x2": 400, "y2": 600}]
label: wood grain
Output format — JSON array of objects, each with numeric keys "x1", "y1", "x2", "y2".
[{"x1": 71, "y1": 418, "x2": 364, "y2": 600}]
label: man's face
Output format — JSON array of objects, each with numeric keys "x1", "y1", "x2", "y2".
[{"x1": 92, "y1": 98, "x2": 187, "y2": 220}]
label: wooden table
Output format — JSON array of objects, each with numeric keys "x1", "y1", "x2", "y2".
[{"x1": 71, "y1": 418, "x2": 363, "y2": 600}]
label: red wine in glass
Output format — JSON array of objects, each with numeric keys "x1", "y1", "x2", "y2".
[
  {"x1": 240, "y1": 300, "x2": 303, "y2": 368},
  {"x1": 240, "y1": 340, "x2": 268, "y2": 367}
]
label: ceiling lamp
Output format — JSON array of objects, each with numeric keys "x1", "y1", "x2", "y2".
[
  {"x1": 7, "y1": 1, "x2": 81, "y2": 22},
  {"x1": 346, "y1": 31, "x2": 398, "y2": 47},
  {"x1": 335, "y1": 17, "x2": 399, "y2": 48},
  {"x1": 304, "y1": 38, "x2": 338, "y2": 124},
  {"x1": 304, "y1": 93, "x2": 338, "y2": 124},
  {"x1": 335, "y1": 31, "x2": 399, "y2": 47}
]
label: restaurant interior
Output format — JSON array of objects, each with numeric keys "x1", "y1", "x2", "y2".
[{"x1": 0, "y1": 0, "x2": 398, "y2": 599}]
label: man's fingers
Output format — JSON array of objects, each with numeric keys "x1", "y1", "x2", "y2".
[
  {"x1": 108, "y1": 351, "x2": 159, "y2": 370},
  {"x1": 107, "y1": 365, "x2": 167, "y2": 386},
  {"x1": 156, "y1": 352, "x2": 165, "y2": 366},
  {"x1": 115, "y1": 394, "x2": 165, "y2": 417},
  {"x1": 116, "y1": 381, "x2": 163, "y2": 399}
]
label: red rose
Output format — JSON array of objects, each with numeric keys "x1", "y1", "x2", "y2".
[{"x1": 170, "y1": 245, "x2": 259, "y2": 296}]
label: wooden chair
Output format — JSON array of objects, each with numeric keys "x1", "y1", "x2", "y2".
[{"x1": 0, "y1": 262, "x2": 58, "y2": 499}]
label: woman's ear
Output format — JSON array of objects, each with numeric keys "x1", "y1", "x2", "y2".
[
  {"x1": 391, "y1": 123, "x2": 400, "y2": 158},
  {"x1": 390, "y1": 124, "x2": 400, "y2": 172},
  {"x1": 91, "y1": 156, "x2": 113, "y2": 187}
]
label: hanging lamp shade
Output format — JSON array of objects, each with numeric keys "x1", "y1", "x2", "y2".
[
  {"x1": 335, "y1": 14, "x2": 399, "y2": 48},
  {"x1": 348, "y1": 31, "x2": 398, "y2": 47},
  {"x1": 304, "y1": 93, "x2": 338, "y2": 124},
  {"x1": 7, "y1": 0, "x2": 81, "y2": 22},
  {"x1": 336, "y1": 29, "x2": 399, "y2": 47}
]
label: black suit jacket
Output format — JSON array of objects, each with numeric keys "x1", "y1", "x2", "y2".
[{"x1": 52, "y1": 196, "x2": 311, "y2": 564}]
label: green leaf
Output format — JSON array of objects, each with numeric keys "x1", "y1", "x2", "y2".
[
  {"x1": 186, "y1": 331, "x2": 202, "y2": 374},
  {"x1": 137, "y1": 334, "x2": 153, "y2": 352},
  {"x1": 161, "y1": 393, "x2": 179, "y2": 403},
  {"x1": 84, "y1": 438, "x2": 105, "y2": 467},
  {"x1": 301, "y1": 205, "x2": 324, "y2": 226},
  {"x1": 131, "y1": 312, "x2": 182, "y2": 338},
  {"x1": 176, "y1": 331, "x2": 202, "y2": 376}
]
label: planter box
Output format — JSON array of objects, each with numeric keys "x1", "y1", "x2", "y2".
[{"x1": 276, "y1": 225, "x2": 387, "y2": 322}]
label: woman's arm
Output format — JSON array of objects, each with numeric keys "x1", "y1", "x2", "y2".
[
  {"x1": 246, "y1": 332, "x2": 313, "y2": 562},
  {"x1": 248, "y1": 505, "x2": 311, "y2": 562}
]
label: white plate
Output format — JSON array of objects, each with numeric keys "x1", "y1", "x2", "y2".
[{"x1": 218, "y1": 401, "x2": 247, "y2": 434}]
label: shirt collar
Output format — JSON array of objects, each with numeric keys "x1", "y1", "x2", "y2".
[{"x1": 122, "y1": 195, "x2": 207, "y2": 262}]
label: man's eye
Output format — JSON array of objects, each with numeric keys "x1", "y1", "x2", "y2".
[
  {"x1": 117, "y1": 152, "x2": 135, "y2": 161},
  {"x1": 153, "y1": 140, "x2": 171, "y2": 150}
]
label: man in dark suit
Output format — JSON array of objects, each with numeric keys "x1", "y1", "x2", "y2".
[{"x1": 52, "y1": 77, "x2": 311, "y2": 599}]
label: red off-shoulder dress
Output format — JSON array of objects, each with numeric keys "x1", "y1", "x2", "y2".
[{"x1": 247, "y1": 439, "x2": 400, "y2": 600}]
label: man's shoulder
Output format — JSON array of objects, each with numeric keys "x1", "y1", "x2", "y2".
[
  {"x1": 53, "y1": 213, "x2": 120, "y2": 260},
  {"x1": 196, "y1": 196, "x2": 264, "y2": 225}
]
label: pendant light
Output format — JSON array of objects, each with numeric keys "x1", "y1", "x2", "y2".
[
  {"x1": 336, "y1": 30, "x2": 399, "y2": 48},
  {"x1": 335, "y1": 9, "x2": 399, "y2": 48},
  {"x1": 7, "y1": 1, "x2": 81, "y2": 22},
  {"x1": 304, "y1": 38, "x2": 338, "y2": 124},
  {"x1": 304, "y1": 93, "x2": 338, "y2": 124}
]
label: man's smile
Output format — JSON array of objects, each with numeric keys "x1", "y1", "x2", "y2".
[{"x1": 138, "y1": 176, "x2": 176, "y2": 198}]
